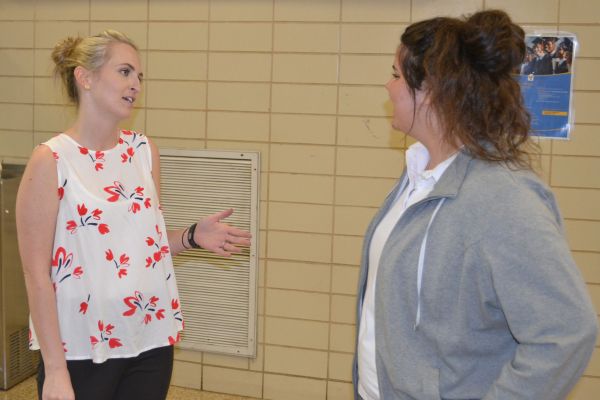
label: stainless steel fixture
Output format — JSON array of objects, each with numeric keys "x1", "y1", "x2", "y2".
[{"x1": 0, "y1": 162, "x2": 39, "y2": 389}]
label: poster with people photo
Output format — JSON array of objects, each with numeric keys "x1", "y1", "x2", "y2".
[{"x1": 515, "y1": 33, "x2": 577, "y2": 139}]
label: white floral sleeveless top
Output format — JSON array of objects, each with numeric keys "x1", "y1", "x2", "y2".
[{"x1": 29, "y1": 130, "x2": 184, "y2": 363}]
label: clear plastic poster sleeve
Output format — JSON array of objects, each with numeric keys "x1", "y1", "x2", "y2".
[{"x1": 515, "y1": 32, "x2": 578, "y2": 139}]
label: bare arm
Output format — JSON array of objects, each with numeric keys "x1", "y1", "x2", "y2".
[
  {"x1": 16, "y1": 145, "x2": 74, "y2": 400},
  {"x1": 147, "y1": 138, "x2": 251, "y2": 258}
]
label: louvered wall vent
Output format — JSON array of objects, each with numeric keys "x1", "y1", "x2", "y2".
[{"x1": 159, "y1": 149, "x2": 259, "y2": 357}]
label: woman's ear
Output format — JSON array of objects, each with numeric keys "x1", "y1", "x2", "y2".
[{"x1": 74, "y1": 66, "x2": 92, "y2": 91}]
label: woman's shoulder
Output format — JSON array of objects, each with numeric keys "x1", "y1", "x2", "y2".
[
  {"x1": 39, "y1": 133, "x2": 68, "y2": 151},
  {"x1": 467, "y1": 158, "x2": 551, "y2": 197},
  {"x1": 28, "y1": 142, "x2": 58, "y2": 168},
  {"x1": 461, "y1": 158, "x2": 560, "y2": 223}
]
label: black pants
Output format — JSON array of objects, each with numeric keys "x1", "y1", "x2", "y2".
[{"x1": 37, "y1": 345, "x2": 174, "y2": 400}]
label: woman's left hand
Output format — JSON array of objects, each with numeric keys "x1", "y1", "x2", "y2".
[{"x1": 195, "y1": 209, "x2": 252, "y2": 256}]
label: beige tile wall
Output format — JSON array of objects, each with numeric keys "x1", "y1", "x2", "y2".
[{"x1": 1, "y1": 0, "x2": 598, "y2": 399}]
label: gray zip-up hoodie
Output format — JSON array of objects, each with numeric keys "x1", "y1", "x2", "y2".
[{"x1": 354, "y1": 150, "x2": 597, "y2": 400}]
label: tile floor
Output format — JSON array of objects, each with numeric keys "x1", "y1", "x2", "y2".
[{"x1": 0, "y1": 376, "x2": 257, "y2": 400}]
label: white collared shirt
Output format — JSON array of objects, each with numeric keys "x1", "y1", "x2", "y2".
[{"x1": 357, "y1": 142, "x2": 457, "y2": 400}]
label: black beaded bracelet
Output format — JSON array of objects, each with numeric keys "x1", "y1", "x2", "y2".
[
  {"x1": 181, "y1": 227, "x2": 190, "y2": 250},
  {"x1": 187, "y1": 223, "x2": 202, "y2": 249}
]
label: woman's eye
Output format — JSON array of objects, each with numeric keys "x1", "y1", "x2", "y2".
[
  {"x1": 392, "y1": 73, "x2": 400, "y2": 79},
  {"x1": 120, "y1": 69, "x2": 130, "y2": 76}
]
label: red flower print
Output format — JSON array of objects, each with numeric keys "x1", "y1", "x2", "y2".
[
  {"x1": 131, "y1": 202, "x2": 140, "y2": 213},
  {"x1": 51, "y1": 246, "x2": 67, "y2": 268},
  {"x1": 90, "y1": 320, "x2": 122, "y2": 350},
  {"x1": 52, "y1": 247, "x2": 70, "y2": 270},
  {"x1": 66, "y1": 220, "x2": 77, "y2": 233},
  {"x1": 122, "y1": 292, "x2": 140, "y2": 317},
  {"x1": 52, "y1": 151, "x2": 59, "y2": 160},
  {"x1": 92, "y1": 209, "x2": 102, "y2": 220},
  {"x1": 168, "y1": 333, "x2": 181, "y2": 345},
  {"x1": 57, "y1": 179, "x2": 67, "y2": 200},
  {"x1": 119, "y1": 254, "x2": 129, "y2": 264},
  {"x1": 119, "y1": 131, "x2": 147, "y2": 161},
  {"x1": 52, "y1": 246, "x2": 84, "y2": 284},
  {"x1": 79, "y1": 294, "x2": 90, "y2": 314},
  {"x1": 145, "y1": 226, "x2": 170, "y2": 268},
  {"x1": 122, "y1": 291, "x2": 164, "y2": 325},
  {"x1": 104, "y1": 181, "x2": 126, "y2": 202},
  {"x1": 79, "y1": 147, "x2": 105, "y2": 171},
  {"x1": 104, "y1": 182, "x2": 151, "y2": 214},
  {"x1": 121, "y1": 147, "x2": 135, "y2": 163},
  {"x1": 98, "y1": 224, "x2": 110, "y2": 234},
  {"x1": 77, "y1": 204, "x2": 88, "y2": 216},
  {"x1": 171, "y1": 298, "x2": 183, "y2": 323},
  {"x1": 67, "y1": 203, "x2": 110, "y2": 235},
  {"x1": 105, "y1": 248, "x2": 130, "y2": 279}
]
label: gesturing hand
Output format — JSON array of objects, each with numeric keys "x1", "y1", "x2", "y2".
[{"x1": 194, "y1": 209, "x2": 252, "y2": 257}]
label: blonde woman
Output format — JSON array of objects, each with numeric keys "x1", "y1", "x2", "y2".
[{"x1": 16, "y1": 31, "x2": 251, "y2": 400}]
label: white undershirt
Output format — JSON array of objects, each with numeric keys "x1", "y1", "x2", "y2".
[{"x1": 357, "y1": 142, "x2": 457, "y2": 400}]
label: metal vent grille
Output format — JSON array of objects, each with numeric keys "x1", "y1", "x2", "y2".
[
  {"x1": 7, "y1": 327, "x2": 39, "y2": 384},
  {"x1": 159, "y1": 149, "x2": 259, "y2": 357}
]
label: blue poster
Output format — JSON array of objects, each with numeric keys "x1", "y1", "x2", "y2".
[{"x1": 515, "y1": 34, "x2": 576, "y2": 139}]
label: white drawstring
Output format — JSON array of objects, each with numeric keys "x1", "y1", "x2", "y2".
[{"x1": 414, "y1": 198, "x2": 446, "y2": 330}]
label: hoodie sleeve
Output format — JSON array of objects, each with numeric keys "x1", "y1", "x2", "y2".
[{"x1": 479, "y1": 193, "x2": 597, "y2": 400}]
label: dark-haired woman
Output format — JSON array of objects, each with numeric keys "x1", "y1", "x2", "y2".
[
  {"x1": 354, "y1": 10, "x2": 597, "y2": 400},
  {"x1": 16, "y1": 30, "x2": 251, "y2": 400}
]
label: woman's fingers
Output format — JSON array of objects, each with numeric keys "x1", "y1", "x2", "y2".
[
  {"x1": 228, "y1": 226, "x2": 252, "y2": 238},
  {"x1": 208, "y1": 208, "x2": 234, "y2": 223}
]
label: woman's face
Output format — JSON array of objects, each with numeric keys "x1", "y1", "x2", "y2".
[
  {"x1": 87, "y1": 42, "x2": 143, "y2": 121},
  {"x1": 385, "y1": 53, "x2": 428, "y2": 135}
]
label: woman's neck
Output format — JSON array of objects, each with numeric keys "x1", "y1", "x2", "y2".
[
  {"x1": 423, "y1": 139, "x2": 461, "y2": 170},
  {"x1": 66, "y1": 109, "x2": 121, "y2": 151},
  {"x1": 409, "y1": 118, "x2": 461, "y2": 170}
]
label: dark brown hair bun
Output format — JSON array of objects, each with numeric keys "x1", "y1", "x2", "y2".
[{"x1": 461, "y1": 10, "x2": 526, "y2": 75}]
